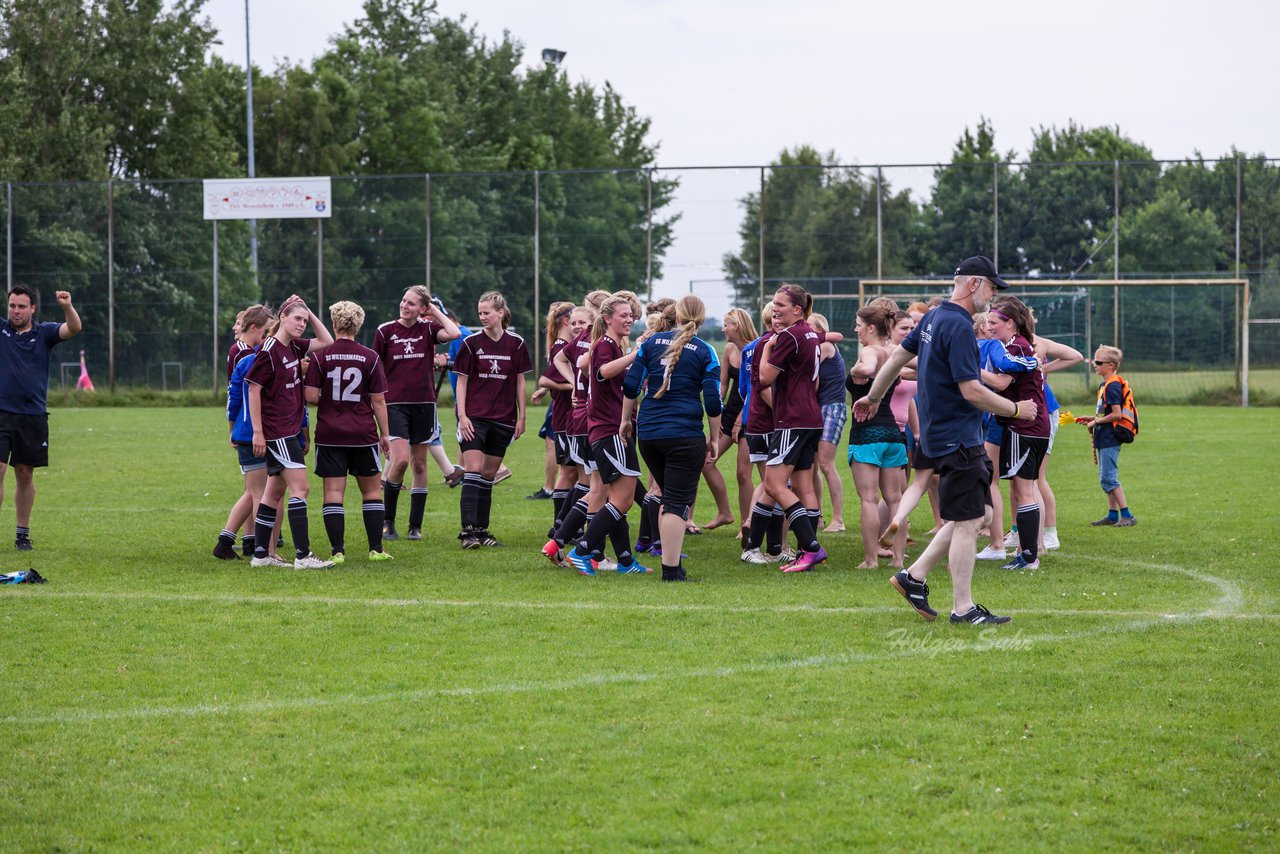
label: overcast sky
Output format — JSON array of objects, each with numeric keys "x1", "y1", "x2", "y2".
[{"x1": 206, "y1": 0, "x2": 1276, "y2": 316}]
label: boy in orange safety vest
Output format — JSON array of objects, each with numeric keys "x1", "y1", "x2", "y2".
[{"x1": 1078, "y1": 345, "x2": 1137, "y2": 527}]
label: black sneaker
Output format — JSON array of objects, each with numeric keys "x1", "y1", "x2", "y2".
[
  {"x1": 890, "y1": 569, "x2": 937, "y2": 621},
  {"x1": 383, "y1": 522, "x2": 399, "y2": 542},
  {"x1": 526, "y1": 487, "x2": 553, "y2": 500},
  {"x1": 15, "y1": 534, "x2": 33, "y2": 552},
  {"x1": 478, "y1": 531, "x2": 505, "y2": 547},
  {"x1": 212, "y1": 539, "x2": 241, "y2": 560},
  {"x1": 1114, "y1": 516, "x2": 1138, "y2": 527},
  {"x1": 950, "y1": 604, "x2": 1011, "y2": 625},
  {"x1": 661, "y1": 566, "x2": 688, "y2": 582},
  {"x1": 459, "y1": 529, "x2": 481, "y2": 550},
  {"x1": 406, "y1": 527, "x2": 422, "y2": 541}
]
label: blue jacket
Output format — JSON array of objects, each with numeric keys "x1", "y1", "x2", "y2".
[
  {"x1": 227, "y1": 347, "x2": 308, "y2": 446},
  {"x1": 623, "y1": 331, "x2": 722, "y2": 440}
]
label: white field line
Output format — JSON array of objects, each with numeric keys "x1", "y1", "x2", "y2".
[{"x1": 0, "y1": 556, "x2": 1257, "y2": 727}]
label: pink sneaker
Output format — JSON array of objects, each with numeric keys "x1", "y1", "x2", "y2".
[{"x1": 781, "y1": 546, "x2": 828, "y2": 573}]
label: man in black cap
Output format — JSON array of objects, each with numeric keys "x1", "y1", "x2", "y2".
[{"x1": 852, "y1": 256, "x2": 1037, "y2": 624}]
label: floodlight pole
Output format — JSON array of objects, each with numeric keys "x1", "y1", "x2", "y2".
[
  {"x1": 212, "y1": 220, "x2": 219, "y2": 391},
  {"x1": 645, "y1": 168, "x2": 654, "y2": 303},
  {"x1": 875, "y1": 166, "x2": 883, "y2": 279},
  {"x1": 533, "y1": 170, "x2": 541, "y2": 372},
  {"x1": 758, "y1": 167, "x2": 765, "y2": 308}
]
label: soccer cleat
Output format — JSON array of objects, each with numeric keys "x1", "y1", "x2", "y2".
[
  {"x1": 1090, "y1": 516, "x2": 1116, "y2": 527},
  {"x1": 459, "y1": 529, "x2": 481, "y2": 550},
  {"x1": 478, "y1": 531, "x2": 505, "y2": 547},
  {"x1": 740, "y1": 548, "x2": 772, "y2": 564},
  {"x1": 633, "y1": 539, "x2": 654, "y2": 554},
  {"x1": 542, "y1": 539, "x2": 566, "y2": 566},
  {"x1": 406, "y1": 527, "x2": 422, "y2": 541},
  {"x1": 1003, "y1": 528, "x2": 1020, "y2": 548},
  {"x1": 950, "y1": 604, "x2": 1011, "y2": 625},
  {"x1": 383, "y1": 522, "x2": 400, "y2": 541},
  {"x1": 1001, "y1": 553, "x2": 1039, "y2": 571},
  {"x1": 212, "y1": 540, "x2": 241, "y2": 560},
  {"x1": 1044, "y1": 530, "x2": 1061, "y2": 550},
  {"x1": 251, "y1": 554, "x2": 292, "y2": 568},
  {"x1": 976, "y1": 545, "x2": 1007, "y2": 561},
  {"x1": 779, "y1": 548, "x2": 797, "y2": 564},
  {"x1": 14, "y1": 534, "x2": 33, "y2": 552},
  {"x1": 330, "y1": 551, "x2": 346, "y2": 565},
  {"x1": 781, "y1": 547, "x2": 828, "y2": 573},
  {"x1": 294, "y1": 552, "x2": 336, "y2": 570},
  {"x1": 1115, "y1": 516, "x2": 1138, "y2": 527},
  {"x1": 648, "y1": 543, "x2": 688, "y2": 559},
  {"x1": 566, "y1": 547, "x2": 595, "y2": 576},
  {"x1": 890, "y1": 569, "x2": 937, "y2": 621},
  {"x1": 596, "y1": 557, "x2": 618, "y2": 572},
  {"x1": 616, "y1": 558, "x2": 652, "y2": 574},
  {"x1": 368, "y1": 549, "x2": 394, "y2": 562},
  {"x1": 526, "y1": 487, "x2": 553, "y2": 500},
  {"x1": 661, "y1": 565, "x2": 689, "y2": 582}
]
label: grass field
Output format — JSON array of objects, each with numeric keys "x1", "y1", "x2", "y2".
[{"x1": 2, "y1": 405, "x2": 1278, "y2": 851}]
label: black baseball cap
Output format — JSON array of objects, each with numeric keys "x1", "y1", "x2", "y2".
[{"x1": 954, "y1": 255, "x2": 1009, "y2": 290}]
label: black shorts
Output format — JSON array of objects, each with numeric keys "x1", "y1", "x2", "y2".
[
  {"x1": 315, "y1": 444, "x2": 383, "y2": 478},
  {"x1": 935, "y1": 445, "x2": 993, "y2": 523},
  {"x1": 720, "y1": 400, "x2": 743, "y2": 441},
  {"x1": 388, "y1": 403, "x2": 439, "y2": 445},
  {"x1": 639, "y1": 436, "x2": 705, "y2": 516},
  {"x1": 554, "y1": 432, "x2": 572, "y2": 467},
  {"x1": 766, "y1": 427, "x2": 821, "y2": 471},
  {"x1": 265, "y1": 436, "x2": 307, "y2": 476},
  {"x1": 458, "y1": 418, "x2": 515, "y2": 457},
  {"x1": 568, "y1": 435, "x2": 595, "y2": 473},
  {"x1": 590, "y1": 435, "x2": 641, "y2": 484},
  {"x1": 0, "y1": 411, "x2": 49, "y2": 468},
  {"x1": 1000, "y1": 431, "x2": 1050, "y2": 481},
  {"x1": 745, "y1": 432, "x2": 771, "y2": 463},
  {"x1": 911, "y1": 443, "x2": 939, "y2": 471}
]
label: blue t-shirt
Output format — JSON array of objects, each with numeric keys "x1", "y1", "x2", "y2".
[
  {"x1": 1093, "y1": 379, "x2": 1125, "y2": 450},
  {"x1": 901, "y1": 302, "x2": 982, "y2": 458},
  {"x1": 228, "y1": 347, "x2": 259, "y2": 444},
  {"x1": 738, "y1": 339, "x2": 758, "y2": 413},
  {"x1": 0, "y1": 320, "x2": 64, "y2": 415},
  {"x1": 623, "y1": 331, "x2": 721, "y2": 440},
  {"x1": 447, "y1": 323, "x2": 473, "y2": 396}
]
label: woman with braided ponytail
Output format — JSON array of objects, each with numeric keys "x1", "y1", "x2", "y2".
[{"x1": 623, "y1": 294, "x2": 721, "y2": 581}]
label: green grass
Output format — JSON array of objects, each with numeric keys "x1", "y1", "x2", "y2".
[{"x1": 1, "y1": 406, "x2": 1277, "y2": 850}]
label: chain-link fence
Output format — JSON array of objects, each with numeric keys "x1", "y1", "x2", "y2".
[{"x1": 5, "y1": 157, "x2": 1275, "y2": 403}]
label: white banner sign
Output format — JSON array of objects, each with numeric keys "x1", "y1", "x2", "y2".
[{"x1": 203, "y1": 177, "x2": 332, "y2": 220}]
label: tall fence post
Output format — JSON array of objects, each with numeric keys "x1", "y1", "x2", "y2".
[
  {"x1": 5, "y1": 182, "x2": 11, "y2": 292},
  {"x1": 212, "y1": 220, "x2": 219, "y2": 391},
  {"x1": 645, "y1": 168, "x2": 654, "y2": 304},
  {"x1": 758, "y1": 167, "x2": 766, "y2": 308},
  {"x1": 1237, "y1": 157, "x2": 1247, "y2": 407},
  {"x1": 430, "y1": 174, "x2": 435, "y2": 286},
  {"x1": 992, "y1": 162, "x2": 1000, "y2": 267},
  {"x1": 1113, "y1": 160, "x2": 1120, "y2": 348},
  {"x1": 875, "y1": 166, "x2": 883, "y2": 279},
  {"x1": 316, "y1": 218, "x2": 324, "y2": 310},
  {"x1": 533, "y1": 170, "x2": 541, "y2": 372},
  {"x1": 107, "y1": 179, "x2": 115, "y2": 392}
]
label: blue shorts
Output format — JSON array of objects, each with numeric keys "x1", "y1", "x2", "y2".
[
  {"x1": 984, "y1": 418, "x2": 1003, "y2": 446},
  {"x1": 849, "y1": 441, "x2": 908, "y2": 468},
  {"x1": 820, "y1": 403, "x2": 848, "y2": 445},
  {"x1": 235, "y1": 442, "x2": 267, "y2": 474}
]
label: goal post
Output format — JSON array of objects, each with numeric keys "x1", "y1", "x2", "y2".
[{"x1": 810, "y1": 278, "x2": 1251, "y2": 407}]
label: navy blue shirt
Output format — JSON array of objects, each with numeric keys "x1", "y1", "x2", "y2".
[
  {"x1": 623, "y1": 331, "x2": 721, "y2": 440},
  {"x1": 0, "y1": 320, "x2": 64, "y2": 415},
  {"x1": 901, "y1": 302, "x2": 982, "y2": 458},
  {"x1": 1093, "y1": 379, "x2": 1125, "y2": 450}
]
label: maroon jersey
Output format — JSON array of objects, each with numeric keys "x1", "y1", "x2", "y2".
[
  {"x1": 245, "y1": 336, "x2": 309, "y2": 441},
  {"x1": 744, "y1": 331, "x2": 775, "y2": 435},
  {"x1": 541, "y1": 337, "x2": 573, "y2": 434},
  {"x1": 767, "y1": 320, "x2": 823, "y2": 430},
  {"x1": 587, "y1": 335, "x2": 627, "y2": 444},
  {"x1": 568, "y1": 329, "x2": 592, "y2": 436},
  {"x1": 305, "y1": 339, "x2": 389, "y2": 446},
  {"x1": 454, "y1": 330, "x2": 532, "y2": 425},
  {"x1": 995, "y1": 335, "x2": 1050, "y2": 438},
  {"x1": 227, "y1": 340, "x2": 253, "y2": 383},
  {"x1": 372, "y1": 318, "x2": 444, "y2": 404}
]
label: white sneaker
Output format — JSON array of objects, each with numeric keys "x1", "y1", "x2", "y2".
[
  {"x1": 741, "y1": 548, "x2": 772, "y2": 564},
  {"x1": 597, "y1": 558, "x2": 618, "y2": 572},
  {"x1": 294, "y1": 552, "x2": 336, "y2": 569},
  {"x1": 251, "y1": 554, "x2": 293, "y2": 568},
  {"x1": 1044, "y1": 529, "x2": 1060, "y2": 551},
  {"x1": 976, "y1": 545, "x2": 1007, "y2": 561},
  {"x1": 779, "y1": 548, "x2": 797, "y2": 564},
  {"x1": 1002, "y1": 529, "x2": 1019, "y2": 549}
]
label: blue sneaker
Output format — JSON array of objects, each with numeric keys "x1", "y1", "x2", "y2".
[
  {"x1": 1000, "y1": 553, "x2": 1040, "y2": 571},
  {"x1": 616, "y1": 558, "x2": 652, "y2": 574},
  {"x1": 566, "y1": 547, "x2": 595, "y2": 576},
  {"x1": 633, "y1": 539, "x2": 654, "y2": 554},
  {"x1": 649, "y1": 543, "x2": 688, "y2": 559}
]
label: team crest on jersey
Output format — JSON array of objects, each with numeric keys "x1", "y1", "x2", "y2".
[{"x1": 402, "y1": 339, "x2": 415, "y2": 354}]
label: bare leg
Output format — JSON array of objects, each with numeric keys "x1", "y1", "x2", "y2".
[
  {"x1": 13, "y1": 464, "x2": 35, "y2": 528},
  {"x1": 985, "y1": 441, "x2": 1004, "y2": 549},
  {"x1": 852, "y1": 462, "x2": 883, "y2": 567},
  {"x1": 817, "y1": 440, "x2": 844, "y2": 532}
]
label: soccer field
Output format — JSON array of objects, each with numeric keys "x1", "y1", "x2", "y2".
[{"x1": 2, "y1": 406, "x2": 1277, "y2": 850}]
